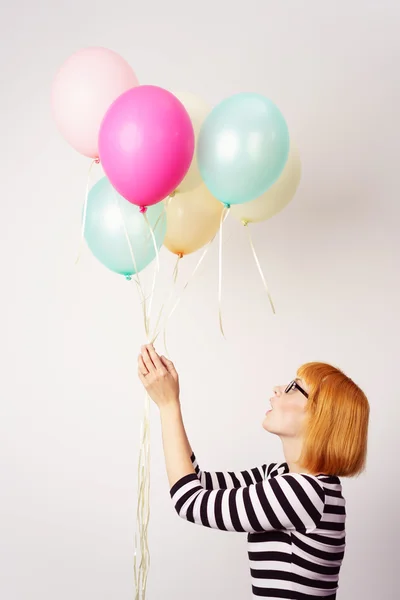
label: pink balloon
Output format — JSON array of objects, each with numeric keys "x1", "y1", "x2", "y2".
[
  {"x1": 98, "y1": 85, "x2": 195, "y2": 208},
  {"x1": 51, "y1": 47, "x2": 139, "y2": 158}
]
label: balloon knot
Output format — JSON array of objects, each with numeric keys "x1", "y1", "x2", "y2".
[
  {"x1": 125, "y1": 275, "x2": 132, "y2": 281},
  {"x1": 242, "y1": 219, "x2": 249, "y2": 227},
  {"x1": 177, "y1": 252, "x2": 184, "y2": 259},
  {"x1": 94, "y1": 157, "x2": 100, "y2": 164},
  {"x1": 224, "y1": 203, "x2": 231, "y2": 209},
  {"x1": 139, "y1": 206, "x2": 147, "y2": 214},
  {"x1": 169, "y1": 190, "x2": 176, "y2": 198}
]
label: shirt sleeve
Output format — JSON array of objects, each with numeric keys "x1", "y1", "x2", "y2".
[
  {"x1": 190, "y1": 453, "x2": 269, "y2": 490},
  {"x1": 170, "y1": 471, "x2": 325, "y2": 534}
]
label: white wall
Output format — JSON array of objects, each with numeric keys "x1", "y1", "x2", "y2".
[{"x1": 1, "y1": 1, "x2": 399, "y2": 599}]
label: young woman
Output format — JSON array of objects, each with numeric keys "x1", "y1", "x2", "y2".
[{"x1": 138, "y1": 344, "x2": 369, "y2": 600}]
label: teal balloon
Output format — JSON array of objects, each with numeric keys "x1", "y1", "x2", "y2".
[
  {"x1": 197, "y1": 93, "x2": 290, "y2": 206},
  {"x1": 84, "y1": 177, "x2": 166, "y2": 278}
]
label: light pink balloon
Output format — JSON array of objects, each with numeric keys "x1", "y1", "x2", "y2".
[
  {"x1": 99, "y1": 85, "x2": 195, "y2": 208},
  {"x1": 51, "y1": 47, "x2": 139, "y2": 158}
]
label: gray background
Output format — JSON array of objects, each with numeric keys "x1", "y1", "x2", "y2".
[{"x1": 0, "y1": 1, "x2": 398, "y2": 599}]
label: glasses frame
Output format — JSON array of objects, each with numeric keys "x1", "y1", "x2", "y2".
[{"x1": 285, "y1": 380, "x2": 309, "y2": 399}]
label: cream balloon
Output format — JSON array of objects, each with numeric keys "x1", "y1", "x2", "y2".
[
  {"x1": 230, "y1": 144, "x2": 301, "y2": 223},
  {"x1": 172, "y1": 92, "x2": 211, "y2": 193},
  {"x1": 164, "y1": 184, "x2": 223, "y2": 256}
]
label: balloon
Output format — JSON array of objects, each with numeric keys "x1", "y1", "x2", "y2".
[
  {"x1": 197, "y1": 93, "x2": 290, "y2": 206},
  {"x1": 163, "y1": 184, "x2": 223, "y2": 256},
  {"x1": 84, "y1": 177, "x2": 166, "y2": 277},
  {"x1": 51, "y1": 47, "x2": 139, "y2": 158},
  {"x1": 171, "y1": 92, "x2": 211, "y2": 193},
  {"x1": 230, "y1": 144, "x2": 301, "y2": 224},
  {"x1": 99, "y1": 85, "x2": 195, "y2": 208}
]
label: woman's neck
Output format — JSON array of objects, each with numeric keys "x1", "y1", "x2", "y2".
[{"x1": 280, "y1": 436, "x2": 313, "y2": 474}]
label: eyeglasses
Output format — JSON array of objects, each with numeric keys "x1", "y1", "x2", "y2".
[{"x1": 285, "y1": 380, "x2": 309, "y2": 399}]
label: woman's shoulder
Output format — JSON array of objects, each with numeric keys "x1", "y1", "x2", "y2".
[{"x1": 265, "y1": 461, "x2": 290, "y2": 478}]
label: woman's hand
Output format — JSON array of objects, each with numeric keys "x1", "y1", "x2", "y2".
[
  {"x1": 139, "y1": 345, "x2": 195, "y2": 488},
  {"x1": 138, "y1": 344, "x2": 180, "y2": 410}
]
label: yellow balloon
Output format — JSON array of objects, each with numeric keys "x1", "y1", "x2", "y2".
[
  {"x1": 172, "y1": 91, "x2": 211, "y2": 193},
  {"x1": 164, "y1": 184, "x2": 224, "y2": 256},
  {"x1": 230, "y1": 144, "x2": 301, "y2": 224}
]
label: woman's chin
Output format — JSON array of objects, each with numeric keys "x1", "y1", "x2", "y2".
[{"x1": 262, "y1": 411, "x2": 275, "y2": 432}]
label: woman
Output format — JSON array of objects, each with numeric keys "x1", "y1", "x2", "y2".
[{"x1": 138, "y1": 344, "x2": 369, "y2": 600}]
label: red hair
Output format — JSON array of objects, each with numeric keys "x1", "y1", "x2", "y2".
[{"x1": 297, "y1": 362, "x2": 370, "y2": 477}]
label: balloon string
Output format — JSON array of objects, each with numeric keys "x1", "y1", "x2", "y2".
[
  {"x1": 142, "y1": 191, "x2": 172, "y2": 247},
  {"x1": 162, "y1": 231, "x2": 218, "y2": 357},
  {"x1": 142, "y1": 211, "x2": 160, "y2": 274},
  {"x1": 115, "y1": 203, "x2": 169, "y2": 600},
  {"x1": 92, "y1": 195, "x2": 151, "y2": 598},
  {"x1": 75, "y1": 158, "x2": 100, "y2": 265},
  {"x1": 150, "y1": 253, "x2": 182, "y2": 348},
  {"x1": 159, "y1": 254, "x2": 182, "y2": 358},
  {"x1": 173, "y1": 254, "x2": 181, "y2": 283},
  {"x1": 142, "y1": 211, "x2": 163, "y2": 337},
  {"x1": 133, "y1": 391, "x2": 151, "y2": 600},
  {"x1": 132, "y1": 203, "x2": 214, "y2": 597},
  {"x1": 218, "y1": 206, "x2": 231, "y2": 338},
  {"x1": 132, "y1": 209, "x2": 167, "y2": 600},
  {"x1": 127, "y1": 192, "x2": 212, "y2": 600},
  {"x1": 242, "y1": 220, "x2": 276, "y2": 314},
  {"x1": 148, "y1": 204, "x2": 166, "y2": 240},
  {"x1": 149, "y1": 192, "x2": 181, "y2": 349},
  {"x1": 143, "y1": 191, "x2": 189, "y2": 348},
  {"x1": 115, "y1": 195, "x2": 149, "y2": 339}
]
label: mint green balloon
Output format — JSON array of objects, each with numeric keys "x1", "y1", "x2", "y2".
[
  {"x1": 197, "y1": 93, "x2": 290, "y2": 206},
  {"x1": 84, "y1": 177, "x2": 166, "y2": 278}
]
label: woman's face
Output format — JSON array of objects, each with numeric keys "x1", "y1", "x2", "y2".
[{"x1": 262, "y1": 377, "x2": 310, "y2": 438}]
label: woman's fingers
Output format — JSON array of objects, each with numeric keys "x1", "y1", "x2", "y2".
[
  {"x1": 143, "y1": 344, "x2": 165, "y2": 372},
  {"x1": 138, "y1": 370, "x2": 147, "y2": 385},
  {"x1": 141, "y1": 345, "x2": 156, "y2": 372},
  {"x1": 160, "y1": 355, "x2": 177, "y2": 375},
  {"x1": 138, "y1": 354, "x2": 148, "y2": 376},
  {"x1": 137, "y1": 345, "x2": 180, "y2": 406}
]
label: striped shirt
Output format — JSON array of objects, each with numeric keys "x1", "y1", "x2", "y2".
[{"x1": 170, "y1": 454, "x2": 346, "y2": 599}]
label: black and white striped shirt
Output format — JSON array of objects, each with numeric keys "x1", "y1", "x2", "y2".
[{"x1": 170, "y1": 454, "x2": 346, "y2": 599}]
